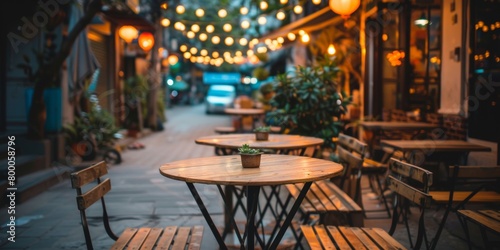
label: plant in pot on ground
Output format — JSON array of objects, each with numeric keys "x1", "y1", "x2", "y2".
[
  {"x1": 238, "y1": 144, "x2": 262, "y2": 168},
  {"x1": 253, "y1": 126, "x2": 271, "y2": 141},
  {"x1": 265, "y1": 58, "x2": 351, "y2": 156}
]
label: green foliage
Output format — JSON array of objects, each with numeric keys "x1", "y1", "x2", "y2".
[
  {"x1": 238, "y1": 144, "x2": 261, "y2": 154},
  {"x1": 265, "y1": 61, "x2": 349, "y2": 149},
  {"x1": 253, "y1": 126, "x2": 271, "y2": 132},
  {"x1": 253, "y1": 67, "x2": 270, "y2": 81}
]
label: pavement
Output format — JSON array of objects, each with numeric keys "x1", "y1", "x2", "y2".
[{"x1": 0, "y1": 104, "x2": 491, "y2": 249}]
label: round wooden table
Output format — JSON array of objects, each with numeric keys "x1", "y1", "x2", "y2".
[
  {"x1": 159, "y1": 154, "x2": 343, "y2": 249},
  {"x1": 195, "y1": 133, "x2": 324, "y2": 156},
  {"x1": 224, "y1": 108, "x2": 265, "y2": 132}
]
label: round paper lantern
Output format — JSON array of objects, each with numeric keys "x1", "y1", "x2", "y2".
[
  {"x1": 329, "y1": 0, "x2": 360, "y2": 19},
  {"x1": 118, "y1": 25, "x2": 138, "y2": 43},
  {"x1": 138, "y1": 32, "x2": 154, "y2": 52}
]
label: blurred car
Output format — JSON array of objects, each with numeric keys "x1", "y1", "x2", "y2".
[{"x1": 205, "y1": 85, "x2": 236, "y2": 114}]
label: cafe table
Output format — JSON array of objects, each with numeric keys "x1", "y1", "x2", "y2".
[
  {"x1": 379, "y1": 139, "x2": 491, "y2": 166},
  {"x1": 359, "y1": 121, "x2": 439, "y2": 155},
  {"x1": 195, "y1": 133, "x2": 324, "y2": 156},
  {"x1": 224, "y1": 108, "x2": 265, "y2": 132},
  {"x1": 159, "y1": 154, "x2": 343, "y2": 250}
]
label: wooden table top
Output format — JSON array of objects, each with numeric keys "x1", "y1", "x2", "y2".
[
  {"x1": 224, "y1": 108, "x2": 265, "y2": 116},
  {"x1": 159, "y1": 154, "x2": 343, "y2": 186},
  {"x1": 380, "y1": 140, "x2": 492, "y2": 152},
  {"x1": 359, "y1": 121, "x2": 438, "y2": 130},
  {"x1": 195, "y1": 133, "x2": 324, "y2": 150}
]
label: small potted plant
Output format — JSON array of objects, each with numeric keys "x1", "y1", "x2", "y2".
[
  {"x1": 253, "y1": 126, "x2": 271, "y2": 141},
  {"x1": 238, "y1": 144, "x2": 262, "y2": 168}
]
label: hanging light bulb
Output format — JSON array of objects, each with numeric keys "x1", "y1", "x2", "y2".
[
  {"x1": 276, "y1": 11, "x2": 286, "y2": 20},
  {"x1": 294, "y1": 5, "x2": 303, "y2": 14},
  {"x1": 206, "y1": 24, "x2": 215, "y2": 33},
  {"x1": 240, "y1": 7, "x2": 249, "y2": 15},
  {"x1": 211, "y1": 36, "x2": 220, "y2": 44},
  {"x1": 223, "y1": 23, "x2": 232, "y2": 32},
  {"x1": 161, "y1": 18, "x2": 170, "y2": 27},
  {"x1": 328, "y1": 44, "x2": 336, "y2": 55},
  {"x1": 218, "y1": 9, "x2": 227, "y2": 18},
  {"x1": 191, "y1": 24, "x2": 200, "y2": 32},
  {"x1": 241, "y1": 20, "x2": 250, "y2": 29},
  {"x1": 195, "y1": 8, "x2": 205, "y2": 17},
  {"x1": 176, "y1": 5, "x2": 185, "y2": 14},
  {"x1": 260, "y1": 1, "x2": 268, "y2": 10}
]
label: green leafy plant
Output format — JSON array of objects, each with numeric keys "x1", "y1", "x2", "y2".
[
  {"x1": 238, "y1": 144, "x2": 261, "y2": 155},
  {"x1": 253, "y1": 126, "x2": 271, "y2": 132},
  {"x1": 266, "y1": 60, "x2": 350, "y2": 150}
]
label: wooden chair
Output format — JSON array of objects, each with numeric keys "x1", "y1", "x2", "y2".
[
  {"x1": 71, "y1": 161, "x2": 204, "y2": 250},
  {"x1": 301, "y1": 158, "x2": 434, "y2": 249},
  {"x1": 338, "y1": 133, "x2": 392, "y2": 219},
  {"x1": 442, "y1": 114, "x2": 467, "y2": 140},
  {"x1": 429, "y1": 165, "x2": 500, "y2": 249},
  {"x1": 457, "y1": 210, "x2": 500, "y2": 249}
]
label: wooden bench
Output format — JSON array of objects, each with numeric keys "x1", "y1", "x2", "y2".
[
  {"x1": 429, "y1": 165, "x2": 500, "y2": 249},
  {"x1": 301, "y1": 158, "x2": 434, "y2": 250},
  {"x1": 286, "y1": 136, "x2": 366, "y2": 227},
  {"x1": 71, "y1": 161, "x2": 204, "y2": 249},
  {"x1": 457, "y1": 210, "x2": 500, "y2": 249}
]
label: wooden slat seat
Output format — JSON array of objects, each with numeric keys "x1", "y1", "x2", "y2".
[
  {"x1": 429, "y1": 165, "x2": 500, "y2": 249},
  {"x1": 71, "y1": 161, "x2": 204, "y2": 250},
  {"x1": 300, "y1": 158, "x2": 434, "y2": 250},
  {"x1": 457, "y1": 210, "x2": 500, "y2": 249}
]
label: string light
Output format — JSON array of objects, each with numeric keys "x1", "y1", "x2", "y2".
[
  {"x1": 161, "y1": 18, "x2": 170, "y2": 27},
  {"x1": 199, "y1": 33, "x2": 208, "y2": 41},
  {"x1": 218, "y1": 9, "x2": 227, "y2": 18},
  {"x1": 187, "y1": 31, "x2": 195, "y2": 39},
  {"x1": 176, "y1": 5, "x2": 185, "y2": 14},
  {"x1": 211, "y1": 36, "x2": 220, "y2": 44},
  {"x1": 206, "y1": 24, "x2": 215, "y2": 33},
  {"x1": 294, "y1": 5, "x2": 303, "y2": 14},
  {"x1": 241, "y1": 20, "x2": 250, "y2": 29},
  {"x1": 190, "y1": 47, "x2": 198, "y2": 54},
  {"x1": 260, "y1": 1, "x2": 268, "y2": 10},
  {"x1": 195, "y1": 8, "x2": 204, "y2": 17},
  {"x1": 240, "y1": 7, "x2": 248, "y2": 15},
  {"x1": 223, "y1": 23, "x2": 232, "y2": 32},
  {"x1": 191, "y1": 24, "x2": 200, "y2": 32},
  {"x1": 225, "y1": 37, "x2": 234, "y2": 46},
  {"x1": 258, "y1": 16, "x2": 267, "y2": 25},
  {"x1": 276, "y1": 11, "x2": 286, "y2": 20}
]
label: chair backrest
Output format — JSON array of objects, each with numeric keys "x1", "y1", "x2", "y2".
[
  {"x1": 336, "y1": 134, "x2": 367, "y2": 206},
  {"x1": 442, "y1": 114, "x2": 467, "y2": 140},
  {"x1": 447, "y1": 165, "x2": 500, "y2": 205},
  {"x1": 387, "y1": 158, "x2": 433, "y2": 249},
  {"x1": 71, "y1": 161, "x2": 117, "y2": 250}
]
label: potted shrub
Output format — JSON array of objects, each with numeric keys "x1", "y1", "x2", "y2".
[
  {"x1": 238, "y1": 144, "x2": 262, "y2": 168},
  {"x1": 253, "y1": 126, "x2": 271, "y2": 141}
]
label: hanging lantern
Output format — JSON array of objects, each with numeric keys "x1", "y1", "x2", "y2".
[
  {"x1": 329, "y1": 0, "x2": 360, "y2": 20},
  {"x1": 118, "y1": 25, "x2": 138, "y2": 43},
  {"x1": 138, "y1": 32, "x2": 154, "y2": 52}
]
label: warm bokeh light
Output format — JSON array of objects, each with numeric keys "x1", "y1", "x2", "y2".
[
  {"x1": 174, "y1": 22, "x2": 185, "y2": 31},
  {"x1": 167, "y1": 54, "x2": 178, "y2": 65},
  {"x1": 280, "y1": 0, "x2": 288, "y2": 4},
  {"x1": 294, "y1": 5, "x2": 303, "y2": 14},
  {"x1": 235, "y1": 51, "x2": 242, "y2": 57},
  {"x1": 211, "y1": 36, "x2": 220, "y2": 44},
  {"x1": 239, "y1": 38, "x2": 248, "y2": 46},
  {"x1": 298, "y1": 29, "x2": 305, "y2": 36},
  {"x1": 260, "y1": 1, "x2": 268, "y2": 10},
  {"x1": 218, "y1": 9, "x2": 227, "y2": 18},
  {"x1": 161, "y1": 18, "x2": 170, "y2": 27},
  {"x1": 276, "y1": 11, "x2": 286, "y2": 20},
  {"x1": 206, "y1": 24, "x2": 215, "y2": 33},
  {"x1": 191, "y1": 24, "x2": 200, "y2": 32},
  {"x1": 223, "y1": 23, "x2": 232, "y2": 32},
  {"x1": 257, "y1": 46, "x2": 267, "y2": 54},
  {"x1": 312, "y1": 0, "x2": 321, "y2": 5},
  {"x1": 200, "y1": 49, "x2": 208, "y2": 56},
  {"x1": 225, "y1": 37, "x2": 234, "y2": 46},
  {"x1": 176, "y1": 5, "x2": 185, "y2": 14},
  {"x1": 328, "y1": 44, "x2": 336, "y2": 55},
  {"x1": 190, "y1": 47, "x2": 198, "y2": 54},
  {"x1": 287, "y1": 32, "x2": 296, "y2": 41},
  {"x1": 277, "y1": 36, "x2": 284, "y2": 44},
  {"x1": 329, "y1": 0, "x2": 360, "y2": 19},
  {"x1": 190, "y1": 56, "x2": 196, "y2": 63},
  {"x1": 301, "y1": 33, "x2": 310, "y2": 43},
  {"x1": 199, "y1": 33, "x2": 208, "y2": 41},
  {"x1": 258, "y1": 16, "x2": 267, "y2": 25},
  {"x1": 240, "y1": 7, "x2": 248, "y2": 15},
  {"x1": 160, "y1": 2, "x2": 167, "y2": 10},
  {"x1": 180, "y1": 45, "x2": 188, "y2": 52},
  {"x1": 212, "y1": 51, "x2": 220, "y2": 58},
  {"x1": 195, "y1": 8, "x2": 204, "y2": 17},
  {"x1": 118, "y1": 25, "x2": 138, "y2": 43},
  {"x1": 247, "y1": 49, "x2": 254, "y2": 56},
  {"x1": 183, "y1": 52, "x2": 191, "y2": 59},
  {"x1": 186, "y1": 31, "x2": 195, "y2": 39},
  {"x1": 138, "y1": 32, "x2": 154, "y2": 52},
  {"x1": 241, "y1": 20, "x2": 250, "y2": 29}
]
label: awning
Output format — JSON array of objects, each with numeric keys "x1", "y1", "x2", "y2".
[
  {"x1": 259, "y1": 7, "x2": 342, "y2": 42},
  {"x1": 101, "y1": 4, "x2": 155, "y2": 31}
]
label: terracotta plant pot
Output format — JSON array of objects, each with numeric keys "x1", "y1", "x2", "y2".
[
  {"x1": 240, "y1": 153, "x2": 262, "y2": 168},
  {"x1": 255, "y1": 131, "x2": 269, "y2": 141}
]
